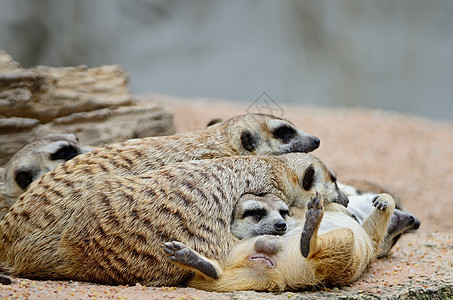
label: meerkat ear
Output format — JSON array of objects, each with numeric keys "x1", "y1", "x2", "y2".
[
  {"x1": 206, "y1": 118, "x2": 223, "y2": 127},
  {"x1": 302, "y1": 165, "x2": 315, "y2": 190},
  {"x1": 241, "y1": 130, "x2": 257, "y2": 152},
  {"x1": 15, "y1": 170, "x2": 34, "y2": 190}
]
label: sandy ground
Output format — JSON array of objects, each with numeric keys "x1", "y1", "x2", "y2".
[{"x1": 1, "y1": 95, "x2": 452, "y2": 299}]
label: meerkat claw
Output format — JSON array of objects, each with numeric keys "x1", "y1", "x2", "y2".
[{"x1": 372, "y1": 195, "x2": 388, "y2": 211}]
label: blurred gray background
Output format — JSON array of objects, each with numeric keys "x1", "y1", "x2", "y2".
[{"x1": 1, "y1": 0, "x2": 452, "y2": 120}]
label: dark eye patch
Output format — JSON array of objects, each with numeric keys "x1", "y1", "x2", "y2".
[
  {"x1": 272, "y1": 125, "x2": 296, "y2": 144},
  {"x1": 50, "y1": 145, "x2": 78, "y2": 161},
  {"x1": 280, "y1": 209, "x2": 290, "y2": 218},
  {"x1": 15, "y1": 170, "x2": 34, "y2": 190},
  {"x1": 242, "y1": 208, "x2": 267, "y2": 221}
]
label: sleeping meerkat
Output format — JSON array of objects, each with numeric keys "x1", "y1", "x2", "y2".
[
  {"x1": 0, "y1": 153, "x2": 347, "y2": 286},
  {"x1": 54, "y1": 113, "x2": 321, "y2": 178},
  {"x1": 231, "y1": 194, "x2": 296, "y2": 239},
  {"x1": 163, "y1": 192, "x2": 395, "y2": 292},
  {"x1": 339, "y1": 181, "x2": 420, "y2": 257},
  {"x1": 0, "y1": 134, "x2": 92, "y2": 220}
]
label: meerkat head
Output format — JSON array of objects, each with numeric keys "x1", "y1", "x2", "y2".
[
  {"x1": 218, "y1": 114, "x2": 320, "y2": 156},
  {"x1": 1, "y1": 134, "x2": 92, "y2": 199},
  {"x1": 276, "y1": 153, "x2": 349, "y2": 210},
  {"x1": 231, "y1": 194, "x2": 297, "y2": 240}
]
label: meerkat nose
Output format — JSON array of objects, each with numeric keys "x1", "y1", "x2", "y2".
[
  {"x1": 411, "y1": 217, "x2": 421, "y2": 230},
  {"x1": 274, "y1": 220, "x2": 287, "y2": 232},
  {"x1": 312, "y1": 136, "x2": 320, "y2": 146}
]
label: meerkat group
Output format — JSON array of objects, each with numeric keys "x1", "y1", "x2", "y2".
[
  {"x1": 0, "y1": 113, "x2": 419, "y2": 291},
  {"x1": 0, "y1": 153, "x2": 345, "y2": 286}
]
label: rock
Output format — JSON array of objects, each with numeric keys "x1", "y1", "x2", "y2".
[{"x1": 0, "y1": 51, "x2": 175, "y2": 165}]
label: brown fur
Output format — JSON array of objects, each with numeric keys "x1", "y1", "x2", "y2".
[
  {"x1": 0, "y1": 153, "x2": 345, "y2": 286},
  {"x1": 163, "y1": 193, "x2": 395, "y2": 291}
]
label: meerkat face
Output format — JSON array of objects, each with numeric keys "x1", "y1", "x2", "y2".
[
  {"x1": 231, "y1": 194, "x2": 297, "y2": 240},
  {"x1": 1, "y1": 134, "x2": 92, "y2": 198},
  {"x1": 224, "y1": 114, "x2": 320, "y2": 156}
]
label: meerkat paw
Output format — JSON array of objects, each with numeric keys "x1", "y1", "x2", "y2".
[
  {"x1": 300, "y1": 193, "x2": 324, "y2": 258},
  {"x1": 162, "y1": 241, "x2": 219, "y2": 279},
  {"x1": 372, "y1": 195, "x2": 389, "y2": 211}
]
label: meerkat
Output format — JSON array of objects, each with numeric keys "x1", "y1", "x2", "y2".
[
  {"x1": 162, "y1": 192, "x2": 395, "y2": 292},
  {"x1": 0, "y1": 153, "x2": 347, "y2": 286},
  {"x1": 338, "y1": 181, "x2": 420, "y2": 257},
  {"x1": 0, "y1": 134, "x2": 92, "y2": 220},
  {"x1": 231, "y1": 193, "x2": 296, "y2": 239},
  {"x1": 232, "y1": 184, "x2": 419, "y2": 259},
  {"x1": 51, "y1": 113, "x2": 321, "y2": 179}
]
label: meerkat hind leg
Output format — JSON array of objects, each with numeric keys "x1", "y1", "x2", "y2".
[
  {"x1": 362, "y1": 194, "x2": 395, "y2": 253},
  {"x1": 300, "y1": 193, "x2": 324, "y2": 259},
  {"x1": 162, "y1": 241, "x2": 221, "y2": 279}
]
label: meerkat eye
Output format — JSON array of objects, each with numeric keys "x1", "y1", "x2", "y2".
[
  {"x1": 272, "y1": 125, "x2": 296, "y2": 144},
  {"x1": 15, "y1": 170, "x2": 34, "y2": 190},
  {"x1": 51, "y1": 145, "x2": 78, "y2": 161},
  {"x1": 242, "y1": 209, "x2": 267, "y2": 221},
  {"x1": 280, "y1": 209, "x2": 290, "y2": 218}
]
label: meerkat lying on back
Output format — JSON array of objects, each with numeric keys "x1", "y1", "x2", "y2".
[
  {"x1": 163, "y1": 193, "x2": 395, "y2": 291},
  {"x1": 0, "y1": 134, "x2": 91, "y2": 220},
  {"x1": 0, "y1": 153, "x2": 346, "y2": 286},
  {"x1": 231, "y1": 183, "x2": 420, "y2": 258},
  {"x1": 57, "y1": 113, "x2": 321, "y2": 178}
]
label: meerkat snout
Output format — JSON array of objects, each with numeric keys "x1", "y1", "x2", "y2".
[{"x1": 309, "y1": 136, "x2": 320, "y2": 148}]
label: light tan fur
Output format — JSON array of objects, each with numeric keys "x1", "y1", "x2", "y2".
[
  {"x1": 0, "y1": 153, "x2": 345, "y2": 286},
  {"x1": 0, "y1": 134, "x2": 91, "y2": 220},
  {"x1": 164, "y1": 193, "x2": 395, "y2": 292}
]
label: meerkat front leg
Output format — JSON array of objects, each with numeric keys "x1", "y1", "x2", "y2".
[
  {"x1": 300, "y1": 192, "x2": 324, "y2": 259},
  {"x1": 162, "y1": 241, "x2": 222, "y2": 280},
  {"x1": 361, "y1": 193, "x2": 395, "y2": 253}
]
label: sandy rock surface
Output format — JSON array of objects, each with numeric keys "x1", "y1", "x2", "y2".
[
  {"x1": 1, "y1": 95, "x2": 452, "y2": 299},
  {"x1": 0, "y1": 52, "x2": 175, "y2": 165}
]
